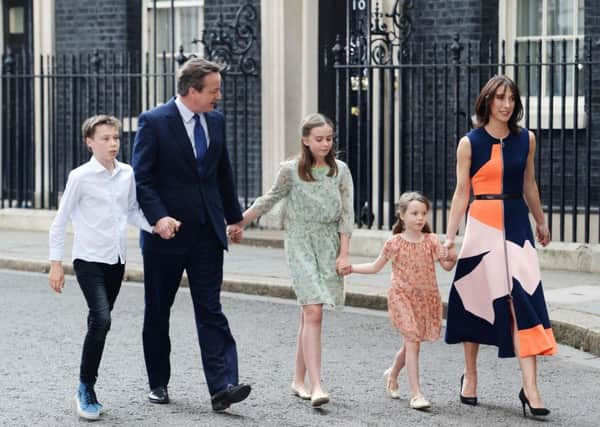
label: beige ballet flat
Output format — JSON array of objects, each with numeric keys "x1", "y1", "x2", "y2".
[
  {"x1": 383, "y1": 368, "x2": 401, "y2": 399},
  {"x1": 409, "y1": 394, "x2": 431, "y2": 410},
  {"x1": 290, "y1": 382, "x2": 311, "y2": 400},
  {"x1": 310, "y1": 391, "x2": 330, "y2": 407}
]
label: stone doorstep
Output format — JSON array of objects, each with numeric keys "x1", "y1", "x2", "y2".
[{"x1": 4, "y1": 256, "x2": 599, "y2": 358}]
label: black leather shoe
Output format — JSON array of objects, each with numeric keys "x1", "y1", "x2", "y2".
[
  {"x1": 148, "y1": 386, "x2": 169, "y2": 404},
  {"x1": 211, "y1": 383, "x2": 252, "y2": 411}
]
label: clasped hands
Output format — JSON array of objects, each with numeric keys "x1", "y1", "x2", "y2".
[
  {"x1": 441, "y1": 238, "x2": 458, "y2": 262},
  {"x1": 227, "y1": 223, "x2": 243, "y2": 243},
  {"x1": 336, "y1": 255, "x2": 351, "y2": 276},
  {"x1": 153, "y1": 216, "x2": 182, "y2": 240}
]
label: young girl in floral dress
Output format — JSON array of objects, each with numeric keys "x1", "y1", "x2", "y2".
[
  {"x1": 346, "y1": 192, "x2": 456, "y2": 409},
  {"x1": 238, "y1": 113, "x2": 354, "y2": 407}
]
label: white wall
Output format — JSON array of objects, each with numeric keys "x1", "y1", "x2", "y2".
[{"x1": 260, "y1": 0, "x2": 319, "y2": 197}]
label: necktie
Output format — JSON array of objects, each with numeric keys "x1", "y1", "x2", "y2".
[{"x1": 193, "y1": 114, "x2": 207, "y2": 163}]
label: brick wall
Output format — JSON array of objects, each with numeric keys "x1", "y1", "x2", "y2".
[
  {"x1": 585, "y1": 0, "x2": 600, "y2": 210},
  {"x1": 55, "y1": 0, "x2": 141, "y2": 54},
  {"x1": 410, "y1": 0, "x2": 498, "y2": 46}
]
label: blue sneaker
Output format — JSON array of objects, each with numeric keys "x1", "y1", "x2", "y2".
[{"x1": 76, "y1": 382, "x2": 100, "y2": 420}]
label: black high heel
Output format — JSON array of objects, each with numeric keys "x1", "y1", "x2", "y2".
[
  {"x1": 518, "y1": 388, "x2": 550, "y2": 417},
  {"x1": 460, "y1": 374, "x2": 478, "y2": 406}
]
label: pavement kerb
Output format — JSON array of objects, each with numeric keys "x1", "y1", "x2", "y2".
[
  {"x1": 242, "y1": 228, "x2": 600, "y2": 274},
  {"x1": 4, "y1": 256, "x2": 599, "y2": 358},
  {"x1": 2, "y1": 208, "x2": 600, "y2": 272}
]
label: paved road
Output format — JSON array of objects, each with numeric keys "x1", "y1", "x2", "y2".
[{"x1": 1, "y1": 269, "x2": 599, "y2": 426}]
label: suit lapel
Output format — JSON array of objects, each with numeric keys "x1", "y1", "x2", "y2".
[{"x1": 164, "y1": 99, "x2": 198, "y2": 174}]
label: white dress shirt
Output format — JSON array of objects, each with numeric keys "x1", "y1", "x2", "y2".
[
  {"x1": 175, "y1": 96, "x2": 211, "y2": 156},
  {"x1": 49, "y1": 156, "x2": 153, "y2": 264}
]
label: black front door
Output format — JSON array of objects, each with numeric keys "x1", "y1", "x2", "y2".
[
  {"x1": 318, "y1": 0, "x2": 346, "y2": 124},
  {"x1": 320, "y1": 0, "x2": 372, "y2": 227}
]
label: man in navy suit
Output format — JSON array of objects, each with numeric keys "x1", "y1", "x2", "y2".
[{"x1": 132, "y1": 58, "x2": 251, "y2": 411}]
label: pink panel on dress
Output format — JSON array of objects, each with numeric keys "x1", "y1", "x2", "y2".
[
  {"x1": 506, "y1": 239, "x2": 541, "y2": 296},
  {"x1": 454, "y1": 216, "x2": 512, "y2": 324}
]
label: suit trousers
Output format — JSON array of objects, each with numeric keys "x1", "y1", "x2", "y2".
[{"x1": 142, "y1": 223, "x2": 238, "y2": 395}]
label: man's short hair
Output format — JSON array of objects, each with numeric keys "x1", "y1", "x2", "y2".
[
  {"x1": 81, "y1": 115, "x2": 121, "y2": 141},
  {"x1": 177, "y1": 57, "x2": 222, "y2": 96}
]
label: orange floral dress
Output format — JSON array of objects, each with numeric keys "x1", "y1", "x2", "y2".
[{"x1": 383, "y1": 233, "x2": 443, "y2": 342}]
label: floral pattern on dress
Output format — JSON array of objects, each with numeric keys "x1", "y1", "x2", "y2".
[
  {"x1": 251, "y1": 159, "x2": 354, "y2": 307},
  {"x1": 383, "y1": 233, "x2": 443, "y2": 342}
]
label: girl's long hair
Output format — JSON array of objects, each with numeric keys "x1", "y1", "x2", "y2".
[
  {"x1": 297, "y1": 113, "x2": 338, "y2": 182},
  {"x1": 392, "y1": 191, "x2": 432, "y2": 234},
  {"x1": 472, "y1": 75, "x2": 523, "y2": 135}
]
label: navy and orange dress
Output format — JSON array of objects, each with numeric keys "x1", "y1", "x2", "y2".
[{"x1": 445, "y1": 127, "x2": 557, "y2": 358}]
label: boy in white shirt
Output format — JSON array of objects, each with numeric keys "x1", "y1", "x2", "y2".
[{"x1": 48, "y1": 115, "x2": 179, "y2": 420}]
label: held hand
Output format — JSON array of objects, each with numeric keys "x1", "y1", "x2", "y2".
[
  {"x1": 438, "y1": 244, "x2": 449, "y2": 260},
  {"x1": 227, "y1": 224, "x2": 243, "y2": 244},
  {"x1": 446, "y1": 248, "x2": 458, "y2": 263},
  {"x1": 48, "y1": 261, "x2": 65, "y2": 293},
  {"x1": 339, "y1": 265, "x2": 352, "y2": 276},
  {"x1": 336, "y1": 254, "x2": 350, "y2": 275},
  {"x1": 155, "y1": 216, "x2": 181, "y2": 240},
  {"x1": 443, "y1": 237, "x2": 455, "y2": 250},
  {"x1": 535, "y1": 223, "x2": 551, "y2": 247}
]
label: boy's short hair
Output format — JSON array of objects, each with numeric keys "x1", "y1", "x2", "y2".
[{"x1": 81, "y1": 115, "x2": 121, "y2": 141}]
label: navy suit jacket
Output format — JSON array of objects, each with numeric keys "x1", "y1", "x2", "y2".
[{"x1": 132, "y1": 98, "x2": 243, "y2": 253}]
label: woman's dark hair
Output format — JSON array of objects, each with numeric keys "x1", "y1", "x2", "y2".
[
  {"x1": 472, "y1": 75, "x2": 523, "y2": 134},
  {"x1": 297, "y1": 113, "x2": 338, "y2": 182},
  {"x1": 392, "y1": 191, "x2": 432, "y2": 235}
]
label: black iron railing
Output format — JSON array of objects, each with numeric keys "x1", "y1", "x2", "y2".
[
  {"x1": 333, "y1": 31, "x2": 600, "y2": 244},
  {"x1": 0, "y1": 1, "x2": 260, "y2": 213}
]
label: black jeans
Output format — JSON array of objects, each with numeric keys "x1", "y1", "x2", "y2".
[{"x1": 73, "y1": 259, "x2": 125, "y2": 384}]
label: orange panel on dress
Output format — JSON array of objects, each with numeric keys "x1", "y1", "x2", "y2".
[
  {"x1": 517, "y1": 325, "x2": 558, "y2": 357},
  {"x1": 472, "y1": 144, "x2": 503, "y2": 193},
  {"x1": 469, "y1": 200, "x2": 503, "y2": 230},
  {"x1": 469, "y1": 145, "x2": 503, "y2": 230}
]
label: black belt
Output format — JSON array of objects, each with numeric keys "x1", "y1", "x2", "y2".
[{"x1": 474, "y1": 193, "x2": 522, "y2": 200}]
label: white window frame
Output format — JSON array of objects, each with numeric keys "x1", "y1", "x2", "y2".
[
  {"x1": 141, "y1": 0, "x2": 204, "y2": 107},
  {"x1": 499, "y1": 0, "x2": 585, "y2": 129}
]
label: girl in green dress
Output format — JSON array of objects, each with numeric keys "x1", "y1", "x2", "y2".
[{"x1": 239, "y1": 113, "x2": 354, "y2": 407}]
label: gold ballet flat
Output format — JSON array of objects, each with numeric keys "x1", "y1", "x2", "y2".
[
  {"x1": 290, "y1": 382, "x2": 311, "y2": 400},
  {"x1": 310, "y1": 391, "x2": 330, "y2": 407},
  {"x1": 409, "y1": 395, "x2": 431, "y2": 410},
  {"x1": 383, "y1": 368, "x2": 401, "y2": 399}
]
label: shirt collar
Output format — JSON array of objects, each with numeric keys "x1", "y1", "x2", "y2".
[
  {"x1": 89, "y1": 155, "x2": 121, "y2": 175},
  {"x1": 175, "y1": 96, "x2": 198, "y2": 124}
]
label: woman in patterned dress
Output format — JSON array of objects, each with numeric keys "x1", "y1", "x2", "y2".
[
  {"x1": 239, "y1": 113, "x2": 354, "y2": 407},
  {"x1": 444, "y1": 75, "x2": 556, "y2": 417}
]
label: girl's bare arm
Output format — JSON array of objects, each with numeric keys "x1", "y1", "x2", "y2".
[{"x1": 350, "y1": 249, "x2": 388, "y2": 274}]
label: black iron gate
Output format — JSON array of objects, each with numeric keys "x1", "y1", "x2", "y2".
[
  {"x1": 333, "y1": 1, "x2": 600, "y2": 244},
  {"x1": 0, "y1": 1, "x2": 260, "y2": 211}
]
